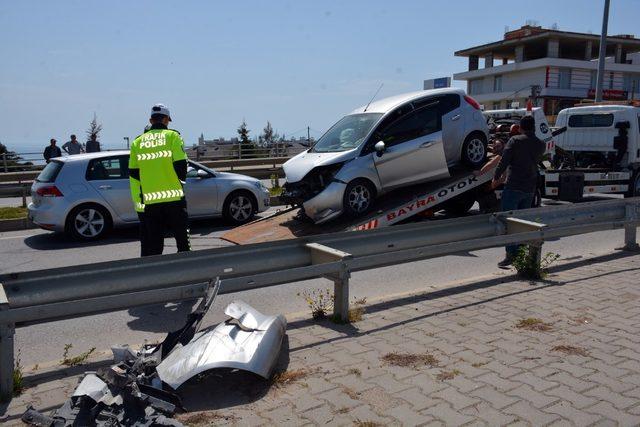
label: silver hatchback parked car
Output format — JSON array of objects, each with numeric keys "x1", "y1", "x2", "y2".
[
  {"x1": 28, "y1": 151, "x2": 270, "y2": 240},
  {"x1": 281, "y1": 88, "x2": 489, "y2": 223}
]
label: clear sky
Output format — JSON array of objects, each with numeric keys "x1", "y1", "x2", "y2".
[{"x1": 1, "y1": 0, "x2": 639, "y2": 152}]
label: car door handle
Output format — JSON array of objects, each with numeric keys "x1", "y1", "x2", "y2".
[
  {"x1": 420, "y1": 141, "x2": 437, "y2": 148},
  {"x1": 98, "y1": 185, "x2": 112, "y2": 190},
  {"x1": 451, "y1": 114, "x2": 461, "y2": 121}
]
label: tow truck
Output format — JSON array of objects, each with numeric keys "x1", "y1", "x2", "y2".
[{"x1": 222, "y1": 107, "x2": 564, "y2": 246}]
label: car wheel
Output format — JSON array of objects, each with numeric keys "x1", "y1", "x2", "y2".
[
  {"x1": 66, "y1": 203, "x2": 112, "y2": 241},
  {"x1": 223, "y1": 191, "x2": 257, "y2": 225},
  {"x1": 461, "y1": 133, "x2": 488, "y2": 169},
  {"x1": 625, "y1": 170, "x2": 640, "y2": 198},
  {"x1": 343, "y1": 179, "x2": 375, "y2": 218}
]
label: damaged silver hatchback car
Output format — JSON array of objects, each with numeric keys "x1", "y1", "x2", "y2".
[{"x1": 281, "y1": 88, "x2": 489, "y2": 223}]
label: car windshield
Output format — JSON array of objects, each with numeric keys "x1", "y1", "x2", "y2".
[{"x1": 311, "y1": 113, "x2": 383, "y2": 153}]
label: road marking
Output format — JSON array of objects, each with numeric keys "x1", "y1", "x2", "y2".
[{"x1": 0, "y1": 233, "x2": 37, "y2": 240}]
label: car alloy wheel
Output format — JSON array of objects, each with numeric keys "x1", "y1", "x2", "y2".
[
  {"x1": 229, "y1": 194, "x2": 254, "y2": 222},
  {"x1": 347, "y1": 183, "x2": 372, "y2": 213},
  {"x1": 74, "y1": 208, "x2": 105, "y2": 238},
  {"x1": 466, "y1": 138, "x2": 486, "y2": 164}
]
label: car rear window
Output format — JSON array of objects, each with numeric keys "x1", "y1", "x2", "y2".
[
  {"x1": 36, "y1": 161, "x2": 63, "y2": 183},
  {"x1": 568, "y1": 113, "x2": 614, "y2": 128}
]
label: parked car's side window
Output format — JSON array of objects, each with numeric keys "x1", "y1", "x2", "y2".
[
  {"x1": 87, "y1": 157, "x2": 128, "y2": 180},
  {"x1": 380, "y1": 103, "x2": 441, "y2": 148}
]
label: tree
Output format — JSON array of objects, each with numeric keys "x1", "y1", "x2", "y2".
[
  {"x1": 261, "y1": 121, "x2": 276, "y2": 146},
  {"x1": 86, "y1": 113, "x2": 103, "y2": 141},
  {"x1": 237, "y1": 120, "x2": 255, "y2": 157}
]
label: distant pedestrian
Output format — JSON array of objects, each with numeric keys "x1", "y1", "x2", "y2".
[
  {"x1": 493, "y1": 115, "x2": 546, "y2": 268},
  {"x1": 86, "y1": 133, "x2": 101, "y2": 153},
  {"x1": 62, "y1": 134, "x2": 84, "y2": 155},
  {"x1": 43, "y1": 139, "x2": 62, "y2": 163}
]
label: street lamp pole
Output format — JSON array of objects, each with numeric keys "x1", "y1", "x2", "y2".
[{"x1": 595, "y1": 0, "x2": 611, "y2": 102}]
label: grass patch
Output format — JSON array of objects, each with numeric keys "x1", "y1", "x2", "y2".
[
  {"x1": 0, "y1": 207, "x2": 27, "y2": 220},
  {"x1": 347, "y1": 368, "x2": 362, "y2": 377},
  {"x1": 177, "y1": 411, "x2": 237, "y2": 425},
  {"x1": 516, "y1": 318, "x2": 554, "y2": 332},
  {"x1": 471, "y1": 361, "x2": 488, "y2": 368},
  {"x1": 298, "y1": 289, "x2": 333, "y2": 320},
  {"x1": 512, "y1": 246, "x2": 560, "y2": 280},
  {"x1": 354, "y1": 421, "x2": 384, "y2": 427},
  {"x1": 551, "y1": 345, "x2": 589, "y2": 357},
  {"x1": 269, "y1": 186, "x2": 283, "y2": 197},
  {"x1": 61, "y1": 344, "x2": 96, "y2": 366},
  {"x1": 381, "y1": 352, "x2": 439, "y2": 369},
  {"x1": 436, "y1": 369, "x2": 461, "y2": 381},
  {"x1": 13, "y1": 355, "x2": 24, "y2": 396},
  {"x1": 271, "y1": 368, "x2": 309, "y2": 388}
]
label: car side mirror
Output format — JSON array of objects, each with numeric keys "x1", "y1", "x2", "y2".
[
  {"x1": 374, "y1": 141, "x2": 386, "y2": 157},
  {"x1": 196, "y1": 169, "x2": 209, "y2": 179}
]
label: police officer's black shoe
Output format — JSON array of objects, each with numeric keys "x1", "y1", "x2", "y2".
[{"x1": 498, "y1": 256, "x2": 514, "y2": 269}]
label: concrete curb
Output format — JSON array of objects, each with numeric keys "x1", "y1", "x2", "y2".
[{"x1": 0, "y1": 217, "x2": 36, "y2": 232}]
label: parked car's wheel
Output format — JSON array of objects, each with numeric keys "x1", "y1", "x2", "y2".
[
  {"x1": 65, "y1": 203, "x2": 112, "y2": 241},
  {"x1": 461, "y1": 133, "x2": 488, "y2": 169},
  {"x1": 442, "y1": 193, "x2": 476, "y2": 216},
  {"x1": 343, "y1": 179, "x2": 375, "y2": 218},
  {"x1": 625, "y1": 170, "x2": 640, "y2": 198},
  {"x1": 223, "y1": 191, "x2": 257, "y2": 225}
]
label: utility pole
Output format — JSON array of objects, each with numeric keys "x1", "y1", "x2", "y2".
[
  {"x1": 124, "y1": 137, "x2": 130, "y2": 149},
  {"x1": 595, "y1": 0, "x2": 610, "y2": 102},
  {"x1": 307, "y1": 126, "x2": 311, "y2": 145}
]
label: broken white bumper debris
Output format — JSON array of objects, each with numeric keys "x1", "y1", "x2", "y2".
[{"x1": 156, "y1": 300, "x2": 287, "y2": 389}]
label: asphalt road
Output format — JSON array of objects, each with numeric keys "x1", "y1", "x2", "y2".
[{"x1": 0, "y1": 200, "x2": 630, "y2": 367}]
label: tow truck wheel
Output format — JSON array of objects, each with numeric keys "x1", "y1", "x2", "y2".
[
  {"x1": 343, "y1": 179, "x2": 375, "y2": 218},
  {"x1": 461, "y1": 133, "x2": 488, "y2": 169},
  {"x1": 626, "y1": 171, "x2": 640, "y2": 198},
  {"x1": 442, "y1": 193, "x2": 476, "y2": 216}
]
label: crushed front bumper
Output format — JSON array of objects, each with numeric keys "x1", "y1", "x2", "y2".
[{"x1": 301, "y1": 181, "x2": 346, "y2": 224}]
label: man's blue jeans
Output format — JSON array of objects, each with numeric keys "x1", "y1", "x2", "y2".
[{"x1": 501, "y1": 188, "x2": 534, "y2": 258}]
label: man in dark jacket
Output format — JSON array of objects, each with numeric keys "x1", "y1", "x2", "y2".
[
  {"x1": 43, "y1": 139, "x2": 62, "y2": 163},
  {"x1": 492, "y1": 115, "x2": 546, "y2": 268},
  {"x1": 86, "y1": 133, "x2": 101, "y2": 153}
]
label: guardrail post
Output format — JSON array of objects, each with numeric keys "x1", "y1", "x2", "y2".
[
  {"x1": 332, "y1": 265, "x2": 351, "y2": 323},
  {"x1": 0, "y1": 284, "x2": 14, "y2": 402},
  {"x1": 624, "y1": 204, "x2": 639, "y2": 251},
  {"x1": 306, "y1": 243, "x2": 353, "y2": 323},
  {"x1": 21, "y1": 183, "x2": 27, "y2": 208}
]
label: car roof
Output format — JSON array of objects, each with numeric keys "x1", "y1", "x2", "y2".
[
  {"x1": 54, "y1": 150, "x2": 130, "y2": 163},
  {"x1": 558, "y1": 105, "x2": 640, "y2": 115},
  {"x1": 349, "y1": 88, "x2": 466, "y2": 115}
]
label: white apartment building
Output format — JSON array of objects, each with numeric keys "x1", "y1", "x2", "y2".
[{"x1": 453, "y1": 25, "x2": 640, "y2": 121}]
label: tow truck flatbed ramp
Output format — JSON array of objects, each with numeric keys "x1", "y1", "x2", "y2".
[{"x1": 222, "y1": 166, "x2": 495, "y2": 245}]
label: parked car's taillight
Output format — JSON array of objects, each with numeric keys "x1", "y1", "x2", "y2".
[
  {"x1": 464, "y1": 95, "x2": 481, "y2": 110},
  {"x1": 36, "y1": 185, "x2": 64, "y2": 197}
]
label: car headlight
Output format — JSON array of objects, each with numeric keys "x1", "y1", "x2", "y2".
[{"x1": 254, "y1": 181, "x2": 268, "y2": 191}]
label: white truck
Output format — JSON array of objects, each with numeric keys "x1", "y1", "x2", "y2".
[{"x1": 548, "y1": 104, "x2": 640, "y2": 200}]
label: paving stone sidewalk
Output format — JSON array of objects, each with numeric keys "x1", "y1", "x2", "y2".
[{"x1": 3, "y1": 251, "x2": 640, "y2": 426}]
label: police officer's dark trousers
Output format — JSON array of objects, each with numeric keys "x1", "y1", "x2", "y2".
[{"x1": 141, "y1": 199, "x2": 191, "y2": 256}]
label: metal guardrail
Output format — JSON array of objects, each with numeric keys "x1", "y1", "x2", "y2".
[
  {"x1": 0, "y1": 157, "x2": 291, "y2": 185},
  {"x1": 0, "y1": 198, "x2": 638, "y2": 399}
]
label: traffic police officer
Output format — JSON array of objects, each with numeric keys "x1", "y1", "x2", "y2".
[{"x1": 129, "y1": 104, "x2": 190, "y2": 256}]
